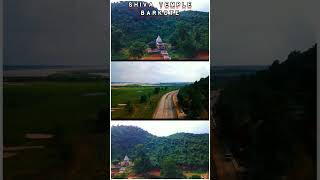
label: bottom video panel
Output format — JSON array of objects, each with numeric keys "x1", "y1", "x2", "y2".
[{"x1": 110, "y1": 121, "x2": 209, "y2": 179}]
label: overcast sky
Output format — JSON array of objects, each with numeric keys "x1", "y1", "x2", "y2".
[
  {"x1": 111, "y1": 121, "x2": 209, "y2": 136},
  {"x1": 111, "y1": 0, "x2": 210, "y2": 12},
  {"x1": 112, "y1": 62, "x2": 209, "y2": 83},
  {"x1": 5, "y1": 0, "x2": 108, "y2": 66},
  {"x1": 213, "y1": 0, "x2": 318, "y2": 65},
  {"x1": 5, "y1": 0, "x2": 317, "y2": 66}
]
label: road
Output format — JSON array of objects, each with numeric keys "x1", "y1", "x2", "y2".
[
  {"x1": 211, "y1": 89, "x2": 239, "y2": 180},
  {"x1": 212, "y1": 131, "x2": 238, "y2": 180},
  {"x1": 153, "y1": 90, "x2": 179, "y2": 119}
]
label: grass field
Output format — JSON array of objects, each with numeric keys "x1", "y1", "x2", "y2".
[
  {"x1": 111, "y1": 86, "x2": 177, "y2": 119},
  {"x1": 4, "y1": 81, "x2": 108, "y2": 144},
  {"x1": 3, "y1": 80, "x2": 108, "y2": 179},
  {"x1": 183, "y1": 170, "x2": 208, "y2": 179}
]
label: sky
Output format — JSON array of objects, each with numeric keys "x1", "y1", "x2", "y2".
[
  {"x1": 213, "y1": 0, "x2": 318, "y2": 65},
  {"x1": 111, "y1": 0, "x2": 210, "y2": 12},
  {"x1": 5, "y1": 0, "x2": 317, "y2": 66},
  {"x1": 111, "y1": 121, "x2": 209, "y2": 136},
  {"x1": 5, "y1": 0, "x2": 108, "y2": 66},
  {"x1": 111, "y1": 62, "x2": 209, "y2": 83}
]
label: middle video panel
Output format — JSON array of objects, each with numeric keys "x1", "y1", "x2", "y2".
[{"x1": 111, "y1": 62, "x2": 209, "y2": 120}]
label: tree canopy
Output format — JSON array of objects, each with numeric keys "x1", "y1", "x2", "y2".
[
  {"x1": 160, "y1": 157, "x2": 184, "y2": 178},
  {"x1": 111, "y1": 126, "x2": 209, "y2": 170},
  {"x1": 111, "y1": 2, "x2": 209, "y2": 59},
  {"x1": 178, "y1": 76, "x2": 209, "y2": 119},
  {"x1": 215, "y1": 44, "x2": 317, "y2": 179}
]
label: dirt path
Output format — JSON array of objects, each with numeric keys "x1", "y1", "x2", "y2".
[{"x1": 153, "y1": 90, "x2": 179, "y2": 119}]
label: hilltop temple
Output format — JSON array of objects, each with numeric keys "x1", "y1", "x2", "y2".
[
  {"x1": 111, "y1": 154, "x2": 131, "y2": 177},
  {"x1": 146, "y1": 35, "x2": 171, "y2": 60},
  {"x1": 123, "y1": 154, "x2": 130, "y2": 165},
  {"x1": 156, "y1": 35, "x2": 165, "y2": 50}
]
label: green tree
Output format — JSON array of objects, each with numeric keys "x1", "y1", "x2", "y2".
[
  {"x1": 176, "y1": 22, "x2": 189, "y2": 41},
  {"x1": 128, "y1": 42, "x2": 146, "y2": 59},
  {"x1": 140, "y1": 95, "x2": 147, "y2": 103},
  {"x1": 189, "y1": 90, "x2": 203, "y2": 118},
  {"x1": 111, "y1": 26, "x2": 124, "y2": 52},
  {"x1": 154, "y1": 87, "x2": 160, "y2": 94},
  {"x1": 126, "y1": 101, "x2": 133, "y2": 113},
  {"x1": 160, "y1": 157, "x2": 184, "y2": 178},
  {"x1": 133, "y1": 144, "x2": 152, "y2": 175},
  {"x1": 169, "y1": 32, "x2": 179, "y2": 47},
  {"x1": 113, "y1": 173, "x2": 128, "y2": 179},
  {"x1": 179, "y1": 37, "x2": 197, "y2": 57},
  {"x1": 112, "y1": 160, "x2": 119, "y2": 165},
  {"x1": 149, "y1": 41, "x2": 157, "y2": 49}
]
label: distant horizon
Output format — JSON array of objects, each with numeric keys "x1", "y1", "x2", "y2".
[
  {"x1": 3, "y1": 64, "x2": 107, "y2": 67},
  {"x1": 111, "y1": 125, "x2": 209, "y2": 137},
  {"x1": 111, "y1": 121, "x2": 209, "y2": 137},
  {"x1": 3, "y1": 64, "x2": 108, "y2": 71},
  {"x1": 112, "y1": 62, "x2": 209, "y2": 83},
  {"x1": 111, "y1": 81, "x2": 192, "y2": 83}
]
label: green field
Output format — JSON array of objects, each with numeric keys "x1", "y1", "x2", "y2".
[
  {"x1": 4, "y1": 80, "x2": 108, "y2": 179},
  {"x1": 111, "y1": 86, "x2": 177, "y2": 119}
]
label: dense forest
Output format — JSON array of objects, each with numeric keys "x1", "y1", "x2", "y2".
[
  {"x1": 111, "y1": 126, "x2": 209, "y2": 170},
  {"x1": 215, "y1": 44, "x2": 316, "y2": 179},
  {"x1": 178, "y1": 76, "x2": 209, "y2": 119},
  {"x1": 111, "y1": 1, "x2": 209, "y2": 60}
]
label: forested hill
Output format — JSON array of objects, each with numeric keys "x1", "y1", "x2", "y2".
[
  {"x1": 111, "y1": 125, "x2": 155, "y2": 158},
  {"x1": 111, "y1": 126, "x2": 209, "y2": 169},
  {"x1": 178, "y1": 76, "x2": 209, "y2": 119},
  {"x1": 216, "y1": 44, "x2": 316, "y2": 179},
  {"x1": 111, "y1": 1, "x2": 208, "y2": 42},
  {"x1": 111, "y1": 1, "x2": 209, "y2": 58}
]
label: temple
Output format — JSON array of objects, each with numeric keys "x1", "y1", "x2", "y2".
[
  {"x1": 124, "y1": 154, "x2": 129, "y2": 165},
  {"x1": 156, "y1": 35, "x2": 165, "y2": 50},
  {"x1": 146, "y1": 35, "x2": 171, "y2": 60},
  {"x1": 111, "y1": 154, "x2": 131, "y2": 177}
]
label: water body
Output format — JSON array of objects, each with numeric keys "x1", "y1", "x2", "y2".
[{"x1": 3, "y1": 65, "x2": 108, "y2": 78}]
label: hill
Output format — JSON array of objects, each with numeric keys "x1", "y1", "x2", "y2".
[
  {"x1": 111, "y1": 1, "x2": 209, "y2": 59},
  {"x1": 178, "y1": 76, "x2": 209, "y2": 119},
  {"x1": 111, "y1": 126, "x2": 209, "y2": 169},
  {"x1": 216, "y1": 44, "x2": 316, "y2": 179}
]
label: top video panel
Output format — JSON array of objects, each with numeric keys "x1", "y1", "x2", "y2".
[{"x1": 111, "y1": 0, "x2": 210, "y2": 61}]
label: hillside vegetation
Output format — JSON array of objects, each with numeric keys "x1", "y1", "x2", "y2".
[
  {"x1": 178, "y1": 76, "x2": 209, "y2": 119},
  {"x1": 111, "y1": 1, "x2": 209, "y2": 59},
  {"x1": 111, "y1": 126, "x2": 209, "y2": 169},
  {"x1": 111, "y1": 86, "x2": 177, "y2": 119},
  {"x1": 216, "y1": 44, "x2": 316, "y2": 179}
]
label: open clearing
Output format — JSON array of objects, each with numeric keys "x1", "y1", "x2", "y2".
[
  {"x1": 111, "y1": 86, "x2": 177, "y2": 119},
  {"x1": 4, "y1": 81, "x2": 108, "y2": 179}
]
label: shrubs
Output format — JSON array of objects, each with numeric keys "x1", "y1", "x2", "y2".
[
  {"x1": 178, "y1": 76, "x2": 209, "y2": 119},
  {"x1": 154, "y1": 87, "x2": 160, "y2": 94},
  {"x1": 113, "y1": 172, "x2": 128, "y2": 179},
  {"x1": 128, "y1": 42, "x2": 146, "y2": 59},
  {"x1": 190, "y1": 175, "x2": 201, "y2": 179},
  {"x1": 126, "y1": 101, "x2": 133, "y2": 113},
  {"x1": 160, "y1": 157, "x2": 184, "y2": 179},
  {"x1": 140, "y1": 95, "x2": 147, "y2": 103}
]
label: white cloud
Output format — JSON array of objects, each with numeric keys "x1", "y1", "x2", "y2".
[
  {"x1": 111, "y1": 61, "x2": 209, "y2": 83},
  {"x1": 111, "y1": 121, "x2": 209, "y2": 136}
]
